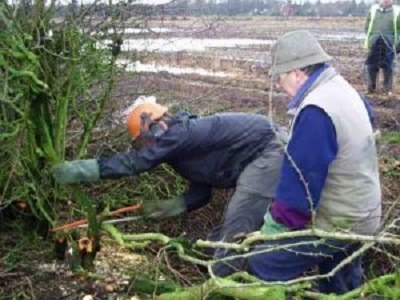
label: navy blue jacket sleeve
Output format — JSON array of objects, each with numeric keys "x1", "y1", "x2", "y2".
[
  {"x1": 98, "y1": 124, "x2": 189, "y2": 179},
  {"x1": 183, "y1": 183, "x2": 213, "y2": 212},
  {"x1": 272, "y1": 106, "x2": 338, "y2": 228}
]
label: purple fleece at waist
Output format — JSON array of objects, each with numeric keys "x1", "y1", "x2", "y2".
[{"x1": 270, "y1": 201, "x2": 311, "y2": 230}]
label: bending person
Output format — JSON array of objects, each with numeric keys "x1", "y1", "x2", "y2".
[{"x1": 52, "y1": 102, "x2": 284, "y2": 276}]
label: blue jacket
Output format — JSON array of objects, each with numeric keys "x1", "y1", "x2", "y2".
[{"x1": 98, "y1": 112, "x2": 278, "y2": 211}]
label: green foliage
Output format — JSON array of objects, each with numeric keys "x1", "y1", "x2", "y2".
[
  {"x1": 362, "y1": 273, "x2": 400, "y2": 300},
  {"x1": 130, "y1": 275, "x2": 182, "y2": 295},
  {"x1": 0, "y1": 1, "x2": 118, "y2": 226},
  {"x1": 381, "y1": 157, "x2": 400, "y2": 178},
  {"x1": 73, "y1": 190, "x2": 101, "y2": 237},
  {"x1": 0, "y1": 294, "x2": 30, "y2": 300},
  {"x1": 381, "y1": 131, "x2": 400, "y2": 145},
  {"x1": 158, "y1": 277, "x2": 287, "y2": 300}
]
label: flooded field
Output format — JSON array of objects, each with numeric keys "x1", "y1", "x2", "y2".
[
  {"x1": 104, "y1": 17, "x2": 368, "y2": 81},
  {"x1": 109, "y1": 16, "x2": 399, "y2": 122}
]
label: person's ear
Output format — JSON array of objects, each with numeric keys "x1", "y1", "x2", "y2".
[{"x1": 294, "y1": 69, "x2": 308, "y2": 84}]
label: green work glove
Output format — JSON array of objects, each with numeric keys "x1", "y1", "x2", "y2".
[
  {"x1": 143, "y1": 196, "x2": 186, "y2": 219},
  {"x1": 261, "y1": 211, "x2": 289, "y2": 235},
  {"x1": 52, "y1": 159, "x2": 100, "y2": 184}
]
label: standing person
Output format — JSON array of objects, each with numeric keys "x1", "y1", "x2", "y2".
[
  {"x1": 52, "y1": 101, "x2": 284, "y2": 276},
  {"x1": 364, "y1": 0, "x2": 400, "y2": 95},
  {"x1": 247, "y1": 30, "x2": 381, "y2": 294}
]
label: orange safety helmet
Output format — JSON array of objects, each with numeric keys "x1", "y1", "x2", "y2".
[{"x1": 127, "y1": 102, "x2": 168, "y2": 138}]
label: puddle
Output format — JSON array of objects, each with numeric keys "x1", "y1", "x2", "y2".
[
  {"x1": 117, "y1": 59, "x2": 235, "y2": 77},
  {"x1": 318, "y1": 33, "x2": 365, "y2": 41},
  {"x1": 98, "y1": 38, "x2": 274, "y2": 52},
  {"x1": 107, "y1": 27, "x2": 172, "y2": 34}
]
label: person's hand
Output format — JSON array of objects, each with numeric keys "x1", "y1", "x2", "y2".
[
  {"x1": 52, "y1": 159, "x2": 100, "y2": 184},
  {"x1": 142, "y1": 197, "x2": 186, "y2": 219},
  {"x1": 261, "y1": 211, "x2": 289, "y2": 235}
]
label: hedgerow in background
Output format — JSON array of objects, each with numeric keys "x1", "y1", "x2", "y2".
[{"x1": 0, "y1": 0, "x2": 120, "y2": 229}]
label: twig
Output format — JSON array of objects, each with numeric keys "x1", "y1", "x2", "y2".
[
  {"x1": 381, "y1": 195, "x2": 400, "y2": 226},
  {"x1": 196, "y1": 228, "x2": 400, "y2": 252},
  {"x1": 372, "y1": 245, "x2": 400, "y2": 262},
  {"x1": 51, "y1": 202, "x2": 142, "y2": 231},
  {"x1": 0, "y1": 272, "x2": 25, "y2": 278},
  {"x1": 154, "y1": 246, "x2": 167, "y2": 299},
  {"x1": 163, "y1": 248, "x2": 193, "y2": 286},
  {"x1": 25, "y1": 276, "x2": 37, "y2": 300}
]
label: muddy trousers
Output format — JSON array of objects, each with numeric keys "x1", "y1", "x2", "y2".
[
  {"x1": 248, "y1": 237, "x2": 362, "y2": 295},
  {"x1": 211, "y1": 144, "x2": 283, "y2": 277}
]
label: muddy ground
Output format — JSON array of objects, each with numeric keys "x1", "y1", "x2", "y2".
[{"x1": 1, "y1": 16, "x2": 399, "y2": 300}]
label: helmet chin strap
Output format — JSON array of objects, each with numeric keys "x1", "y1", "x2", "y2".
[
  {"x1": 133, "y1": 122, "x2": 167, "y2": 148},
  {"x1": 131, "y1": 112, "x2": 169, "y2": 148},
  {"x1": 149, "y1": 122, "x2": 167, "y2": 138}
]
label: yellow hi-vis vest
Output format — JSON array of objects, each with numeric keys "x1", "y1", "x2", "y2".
[{"x1": 364, "y1": 4, "x2": 400, "y2": 49}]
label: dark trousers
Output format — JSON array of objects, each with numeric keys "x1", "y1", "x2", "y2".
[
  {"x1": 366, "y1": 64, "x2": 393, "y2": 92},
  {"x1": 248, "y1": 237, "x2": 363, "y2": 295},
  {"x1": 365, "y1": 37, "x2": 395, "y2": 92}
]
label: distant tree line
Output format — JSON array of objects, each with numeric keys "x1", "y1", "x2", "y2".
[
  {"x1": 178, "y1": 0, "x2": 370, "y2": 17},
  {"x1": 50, "y1": 0, "x2": 371, "y2": 19}
]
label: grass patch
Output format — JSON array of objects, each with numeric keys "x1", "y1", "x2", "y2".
[{"x1": 381, "y1": 131, "x2": 400, "y2": 145}]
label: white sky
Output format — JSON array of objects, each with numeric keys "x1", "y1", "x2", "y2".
[{"x1": 291, "y1": 0, "x2": 375, "y2": 3}]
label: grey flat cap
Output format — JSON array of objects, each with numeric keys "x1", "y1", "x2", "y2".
[{"x1": 270, "y1": 30, "x2": 332, "y2": 76}]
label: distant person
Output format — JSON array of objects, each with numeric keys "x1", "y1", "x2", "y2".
[
  {"x1": 280, "y1": 1, "x2": 293, "y2": 19},
  {"x1": 247, "y1": 30, "x2": 381, "y2": 295},
  {"x1": 52, "y1": 101, "x2": 284, "y2": 277},
  {"x1": 364, "y1": 0, "x2": 400, "y2": 96}
]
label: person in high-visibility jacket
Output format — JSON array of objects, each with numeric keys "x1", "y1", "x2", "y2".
[{"x1": 364, "y1": 0, "x2": 400, "y2": 95}]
